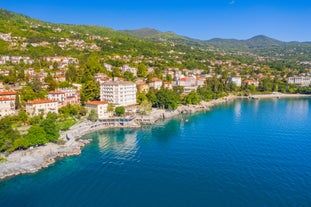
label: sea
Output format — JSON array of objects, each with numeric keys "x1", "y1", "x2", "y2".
[{"x1": 0, "y1": 98, "x2": 311, "y2": 207}]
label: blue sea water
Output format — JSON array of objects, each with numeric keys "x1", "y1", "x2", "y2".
[{"x1": 1, "y1": 98, "x2": 311, "y2": 207}]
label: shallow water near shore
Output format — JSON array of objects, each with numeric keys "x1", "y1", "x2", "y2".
[{"x1": 1, "y1": 98, "x2": 311, "y2": 206}]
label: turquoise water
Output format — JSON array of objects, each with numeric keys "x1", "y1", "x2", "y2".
[{"x1": 1, "y1": 98, "x2": 311, "y2": 207}]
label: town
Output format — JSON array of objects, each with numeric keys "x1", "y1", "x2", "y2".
[{"x1": 0, "y1": 11, "x2": 311, "y2": 153}]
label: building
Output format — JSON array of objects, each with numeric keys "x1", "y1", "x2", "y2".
[
  {"x1": 121, "y1": 65, "x2": 137, "y2": 76},
  {"x1": 26, "y1": 99, "x2": 58, "y2": 117},
  {"x1": 0, "y1": 98, "x2": 15, "y2": 118},
  {"x1": 48, "y1": 90, "x2": 65, "y2": 105},
  {"x1": 85, "y1": 100, "x2": 109, "y2": 119},
  {"x1": 177, "y1": 76, "x2": 198, "y2": 93},
  {"x1": 196, "y1": 77, "x2": 205, "y2": 87},
  {"x1": 243, "y1": 80, "x2": 259, "y2": 87},
  {"x1": 94, "y1": 73, "x2": 111, "y2": 83},
  {"x1": 149, "y1": 78, "x2": 163, "y2": 90},
  {"x1": 136, "y1": 82, "x2": 150, "y2": 93},
  {"x1": 48, "y1": 88, "x2": 80, "y2": 107},
  {"x1": 288, "y1": 77, "x2": 311, "y2": 86},
  {"x1": 228, "y1": 77, "x2": 242, "y2": 87},
  {"x1": 163, "y1": 82, "x2": 173, "y2": 90},
  {"x1": 0, "y1": 91, "x2": 17, "y2": 100},
  {"x1": 100, "y1": 81, "x2": 137, "y2": 106},
  {"x1": 178, "y1": 76, "x2": 196, "y2": 87}
]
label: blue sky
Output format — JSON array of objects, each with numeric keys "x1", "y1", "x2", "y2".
[{"x1": 1, "y1": 0, "x2": 311, "y2": 41}]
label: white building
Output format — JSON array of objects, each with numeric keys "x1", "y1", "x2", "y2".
[
  {"x1": 85, "y1": 100, "x2": 109, "y2": 119},
  {"x1": 100, "y1": 81, "x2": 137, "y2": 106},
  {"x1": 228, "y1": 77, "x2": 242, "y2": 87},
  {"x1": 26, "y1": 99, "x2": 58, "y2": 117},
  {"x1": 48, "y1": 88, "x2": 80, "y2": 107},
  {"x1": 0, "y1": 98, "x2": 15, "y2": 118},
  {"x1": 288, "y1": 77, "x2": 311, "y2": 86},
  {"x1": 121, "y1": 65, "x2": 137, "y2": 76},
  {"x1": 0, "y1": 91, "x2": 17, "y2": 100},
  {"x1": 149, "y1": 78, "x2": 163, "y2": 90}
]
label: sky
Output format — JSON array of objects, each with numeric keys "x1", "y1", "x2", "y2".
[{"x1": 1, "y1": 0, "x2": 311, "y2": 42}]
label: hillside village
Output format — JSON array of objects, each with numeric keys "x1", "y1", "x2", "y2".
[
  {"x1": 1, "y1": 51, "x2": 311, "y2": 120},
  {"x1": 1, "y1": 9, "x2": 311, "y2": 152}
]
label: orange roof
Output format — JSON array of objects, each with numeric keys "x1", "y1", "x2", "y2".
[
  {"x1": 136, "y1": 82, "x2": 148, "y2": 86},
  {"x1": 86, "y1": 100, "x2": 108, "y2": 105},
  {"x1": 0, "y1": 91, "x2": 17, "y2": 95},
  {"x1": 163, "y1": 82, "x2": 172, "y2": 84},
  {"x1": 151, "y1": 77, "x2": 161, "y2": 82},
  {"x1": 48, "y1": 90, "x2": 65, "y2": 95},
  {"x1": 0, "y1": 97, "x2": 14, "y2": 101},
  {"x1": 27, "y1": 99, "x2": 57, "y2": 104}
]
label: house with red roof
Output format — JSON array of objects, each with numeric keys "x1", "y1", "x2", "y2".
[
  {"x1": 85, "y1": 100, "x2": 110, "y2": 119},
  {"x1": 0, "y1": 97, "x2": 15, "y2": 118},
  {"x1": 0, "y1": 91, "x2": 17, "y2": 100},
  {"x1": 26, "y1": 99, "x2": 58, "y2": 117},
  {"x1": 48, "y1": 88, "x2": 80, "y2": 107},
  {"x1": 149, "y1": 77, "x2": 163, "y2": 90}
]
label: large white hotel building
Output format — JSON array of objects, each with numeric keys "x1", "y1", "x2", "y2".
[{"x1": 100, "y1": 81, "x2": 137, "y2": 106}]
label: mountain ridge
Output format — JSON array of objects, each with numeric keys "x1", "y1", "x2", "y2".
[{"x1": 1, "y1": 8, "x2": 311, "y2": 62}]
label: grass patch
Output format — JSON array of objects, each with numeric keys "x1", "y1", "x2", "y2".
[
  {"x1": 56, "y1": 118, "x2": 77, "y2": 131},
  {"x1": 0, "y1": 157, "x2": 7, "y2": 163}
]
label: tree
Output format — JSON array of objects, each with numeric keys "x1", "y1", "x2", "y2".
[
  {"x1": 108, "y1": 103, "x2": 114, "y2": 112},
  {"x1": 137, "y1": 93, "x2": 147, "y2": 105},
  {"x1": 65, "y1": 64, "x2": 79, "y2": 83},
  {"x1": 15, "y1": 93, "x2": 21, "y2": 110},
  {"x1": 30, "y1": 76, "x2": 42, "y2": 93},
  {"x1": 139, "y1": 100, "x2": 152, "y2": 115},
  {"x1": 25, "y1": 125, "x2": 47, "y2": 146},
  {"x1": 137, "y1": 63, "x2": 148, "y2": 77},
  {"x1": 80, "y1": 81, "x2": 100, "y2": 104},
  {"x1": 155, "y1": 88, "x2": 180, "y2": 110},
  {"x1": 123, "y1": 71, "x2": 135, "y2": 81},
  {"x1": 146, "y1": 89, "x2": 157, "y2": 106},
  {"x1": 58, "y1": 81, "x2": 72, "y2": 88},
  {"x1": 183, "y1": 91, "x2": 201, "y2": 105},
  {"x1": 20, "y1": 86, "x2": 46, "y2": 102},
  {"x1": 0, "y1": 117, "x2": 21, "y2": 152},
  {"x1": 87, "y1": 109, "x2": 98, "y2": 121},
  {"x1": 115, "y1": 106, "x2": 125, "y2": 116},
  {"x1": 40, "y1": 112, "x2": 59, "y2": 142},
  {"x1": 44, "y1": 73, "x2": 58, "y2": 91},
  {"x1": 173, "y1": 86, "x2": 184, "y2": 95},
  {"x1": 17, "y1": 110, "x2": 28, "y2": 125}
]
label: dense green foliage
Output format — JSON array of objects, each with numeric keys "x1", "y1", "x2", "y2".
[
  {"x1": 0, "y1": 111, "x2": 79, "y2": 152},
  {"x1": 87, "y1": 109, "x2": 98, "y2": 121},
  {"x1": 147, "y1": 88, "x2": 180, "y2": 110},
  {"x1": 115, "y1": 106, "x2": 125, "y2": 116}
]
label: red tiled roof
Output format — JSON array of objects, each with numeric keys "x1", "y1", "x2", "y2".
[
  {"x1": 151, "y1": 77, "x2": 161, "y2": 82},
  {"x1": 48, "y1": 90, "x2": 65, "y2": 95},
  {"x1": 27, "y1": 99, "x2": 57, "y2": 104},
  {"x1": 86, "y1": 100, "x2": 108, "y2": 105},
  {"x1": 0, "y1": 91, "x2": 17, "y2": 95},
  {"x1": 136, "y1": 83, "x2": 148, "y2": 86},
  {"x1": 0, "y1": 97, "x2": 14, "y2": 101}
]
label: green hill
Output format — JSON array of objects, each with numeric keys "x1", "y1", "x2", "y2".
[{"x1": 0, "y1": 9, "x2": 220, "y2": 70}]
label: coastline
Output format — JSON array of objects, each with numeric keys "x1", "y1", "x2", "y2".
[{"x1": 0, "y1": 93, "x2": 310, "y2": 180}]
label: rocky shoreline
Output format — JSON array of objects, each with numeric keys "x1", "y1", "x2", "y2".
[{"x1": 0, "y1": 93, "x2": 309, "y2": 180}]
